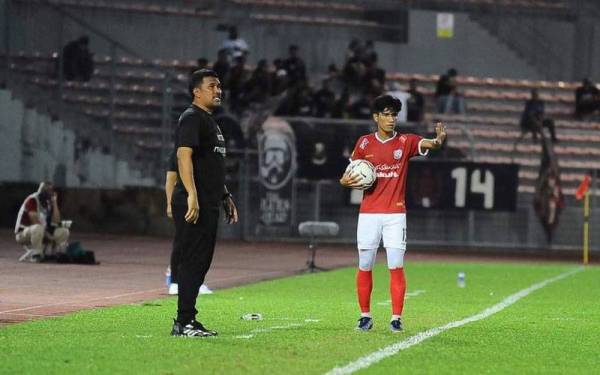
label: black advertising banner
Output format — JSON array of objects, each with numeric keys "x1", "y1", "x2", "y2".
[
  {"x1": 406, "y1": 161, "x2": 519, "y2": 211},
  {"x1": 257, "y1": 117, "x2": 297, "y2": 230}
]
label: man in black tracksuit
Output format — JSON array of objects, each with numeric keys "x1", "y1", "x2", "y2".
[{"x1": 171, "y1": 69, "x2": 238, "y2": 337}]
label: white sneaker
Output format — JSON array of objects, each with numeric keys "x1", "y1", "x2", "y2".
[
  {"x1": 18, "y1": 248, "x2": 41, "y2": 262},
  {"x1": 168, "y1": 283, "x2": 178, "y2": 295},
  {"x1": 199, "y1": 284, "x2": 213, "y2": 294}
]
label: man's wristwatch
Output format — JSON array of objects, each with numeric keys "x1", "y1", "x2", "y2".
[{"x1": 222, "y1": 192, "x2": 233, "y2": 201}]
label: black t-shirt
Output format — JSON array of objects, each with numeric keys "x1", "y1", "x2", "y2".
[
  {"x1": 166, "y1": 149, "x2": 177, "y2": 172},
  {"x1": 174, "y1": 105, "x2": 226, "y2": 210}
]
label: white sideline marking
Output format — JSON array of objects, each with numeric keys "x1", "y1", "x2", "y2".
[
  {"x1": 326, "y1": 267, "x2": 582, "y2": 375},
  {"x1": 235, "y1": 320, "x2": 319, "y2": 339},
  {"x1": 377, "y1": 290, "x2": 426, "y2": 306}
]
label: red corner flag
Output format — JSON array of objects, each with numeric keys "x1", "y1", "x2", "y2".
[{"x1": 575, "y1": 175, "x2": 591, "y2": 200}]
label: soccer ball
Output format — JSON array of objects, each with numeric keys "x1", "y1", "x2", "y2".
[{"x1": 346, "y1": 159, "x2": 376, "y2": 190}]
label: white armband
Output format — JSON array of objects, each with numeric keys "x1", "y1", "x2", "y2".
[{"x1": 418, "y1": 139, "x2": 430, "y2": 156}]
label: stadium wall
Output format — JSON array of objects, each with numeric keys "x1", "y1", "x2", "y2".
[
  {"x1": 1, "y1": 178, "x2": 598, "y2": 253},
  {"x1": 9, "y1": 2, "x2": 545, "y2": 80}
]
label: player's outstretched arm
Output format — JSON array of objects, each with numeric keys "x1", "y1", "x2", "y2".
[{"x1": 420, "y1": 121, "x2": 447, "y2": 151}]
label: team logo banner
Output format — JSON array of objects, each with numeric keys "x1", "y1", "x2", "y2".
[{"x1": 257, "y1": 117, "x2": 297, "y2": 229}]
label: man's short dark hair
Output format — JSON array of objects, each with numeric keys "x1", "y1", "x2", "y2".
[
  {"x1": 372, "y1": 94, "x2": 402, "y2": 114},
  {"x1": 188, "y1": 69, "x2": 219, "y2": 97}
]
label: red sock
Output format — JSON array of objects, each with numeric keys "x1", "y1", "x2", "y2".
[
  {"x1": 356, "y1": 270, "x2": 373, "y2": 313},
  {"x1": 390, "y1": 268, "x2": 407, "y2": 316}
]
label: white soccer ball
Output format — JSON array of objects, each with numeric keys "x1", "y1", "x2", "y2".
[{"x1": 346, "y1": 159, "x2": 376, "y2": 190}]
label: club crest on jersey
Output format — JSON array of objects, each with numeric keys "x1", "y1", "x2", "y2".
[
  {"x1": 393, "y1": 149, "x2": 403, "y2": 159},
  {"x1": 359, "y1": 138, "x2": 369, "y2": 150}
]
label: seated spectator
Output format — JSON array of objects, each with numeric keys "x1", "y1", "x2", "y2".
[
  {"x1": 244, "y1": 59, "x2": 271, "y2": 104},
  {"x1": 345, "y1": 39, "x2": 363, "y2": 61},
  {"x1": 406, "y1": 79, "x2": 425, "y2": 122},
  {"x1": 363, "y1": 40, "x2": 378, "y2": 64},
  {"x1": 271, "y1": 58, "x2": 289, "y2": 96},
  {"x1": 575, "y1": 78, "x2": 600, "y2": 120},
  {"x1": 313, "y1": 79, "x2": 336, "y2": 118},
  {"x1": 227, "y1": 55, "x2": 249, "y2": 112},
  {"x1": 363, "y1": 56, "x2": 386, "y2": 95},
  {"x1": 332, "y1": 88, "x2": 351, "y2": 119},
  {"x1": 283, "y1": 45, "x2": 307, "y2": 88},
  {"x1": 434, "y1": 68, "x2": 465, "y2": 114},
  {"x1": 190, "y1": 57, "x2": 209, "y2": 76},
  {"x1": 516, "y1": 89, "x2": 557, "y2": 144},
  {"x1": 343, "y1": 53, "x2": 366, "y2": 89},
  {"x1": 15, "y1": 182, "x2": 70, "y2": 262},
  {"x1": 326, "y1": 63, "x2": 344, "y2": 92},
  {"x1": 221, "y1": 26, "x2": 249, "y2": 60},
  {"x1": 276, "y1": 83, "x2": 314, "y2": 116},
  {"x1": 61, "y1": 35, "x2": 94, "y2": 82},
  {"x1": 212, "y1": 49, "x2": 230, "y2": 86},
  {"x1": 349, "y1": 92, "x2": 374, "y2": 119}
]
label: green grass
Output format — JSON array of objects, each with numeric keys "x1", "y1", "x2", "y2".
[{"x1": 1, "y1": 262, "x2": 598, "y2": 374}]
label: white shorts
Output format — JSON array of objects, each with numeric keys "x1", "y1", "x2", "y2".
[{"x1": 357, "y1": 213, "x2": 407, "y2": 250}]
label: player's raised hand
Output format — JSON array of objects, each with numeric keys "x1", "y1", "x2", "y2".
[{"x1": 435, "y1": 121, "x2": 447, "y2": 143}]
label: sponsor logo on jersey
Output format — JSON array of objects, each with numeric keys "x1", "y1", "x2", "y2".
[
  {"x1": 213, "y1": 146, "x2": 226, "y2": 156},
  {"x1": 393, "y1": 149, "x2": 403, "y2": 159},
  {"x1": 359, "y1": 138, "x2": 369, "y2": 150},
  {"x1": 376, "y1": 163, "x2": 401, "y2": 178}
]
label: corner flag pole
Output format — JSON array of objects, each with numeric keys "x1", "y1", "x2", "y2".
[{"x1": 583, "y1": 191, "x2": 590, "y2": 265}]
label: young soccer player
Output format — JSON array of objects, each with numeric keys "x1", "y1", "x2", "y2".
[{"x1": 340, "y1": 94, "x2": 446, "y2": 332}]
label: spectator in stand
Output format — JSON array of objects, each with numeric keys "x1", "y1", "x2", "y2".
[
  {"x1": 61, "y1": 35, "x2": 94, "y2": 82},
  {"x1": 343, "y1": 50, "x2": 366, "y2": 89},
  {"x1": 350, "y1": 92, "x2": 375, "y2": 119},
  {"x1": 283, "y1": 45, "x2": 307, "y2": 88},
  {"x1": 406, "y1": 79, "x2": 425, "y2": 122},
  {"x1": 363, "y1": 40, "x2": 378, "y2": 64},
  {"x1": 575, "y1": 78, "x2": 600, "y2": 120},
  {"x1": 276, "y1": 83, "x2": 314, "y2": 116},
  {"x1": 244, "y1": 59, "x2": 271, "y2": 104},
  {"x1": 515, "y1": 89, "x2": 557, "y2": 145},
  {"x1": 291, "y1": 83, "x2": 314, "y2": 116},
  {"x1": 434, "y1": 68, "x2": 465, "y2": 114},
  {"x1": 227, "y1": 54, "x2": 249, "y2": 112},
  {"x1": 212, "y1": 49, "x2": 230, "y2": 87},
  {"x1": 271, "y1": 58, "x2": 289, "y2": 96},
  {"x1": 326, "y1": 63, "x2": 343, "y2": 92},
  {"x1": 345, "y1": 39, "x2": 363, "y2": 61},
  {"x1": 190, "y1": 57, "x2": 209, "y2": 75},
  {"x1": 333, "y1": 88, "x2": 352, "y2": 119},
  {"x1": 313, "y1": 79, "x2": 336, "y2": 118},
  {"x1": 220, "y1": 26, "x2": 249, "y2": 60},
  {"x1": 363, "y1": 56, "x2": 386, "y2": 95},
  {"x1": 14, "y1": 182, "x2": 70, "y2": 262}
]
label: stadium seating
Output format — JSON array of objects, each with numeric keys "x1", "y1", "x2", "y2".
[{"x1": 7, "y1": 50, "x2": 600, "y2": 195}]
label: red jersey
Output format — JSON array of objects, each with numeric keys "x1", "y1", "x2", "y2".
[{"x1": 351, "y1": 132, "x2": 426, "y2": 213}]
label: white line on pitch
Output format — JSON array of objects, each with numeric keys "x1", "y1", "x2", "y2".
[
  {"x1": 234, "y1": 319, "x2": 320, "y2": 339},
  {"x1": 325, "y1": 267, "x2": 582, "y2": 375}
]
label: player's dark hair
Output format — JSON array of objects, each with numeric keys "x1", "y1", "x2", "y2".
[
  {"x1": 188, "y1": 69, "x2": 219, "y2": 97},
  {"x1": 372, "y1": 94, "x2": 402, "y2": 114}
]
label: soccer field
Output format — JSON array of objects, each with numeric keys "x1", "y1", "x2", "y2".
[{"x1": 1, "y1": 261, "x2": 598, "y2": 374}]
